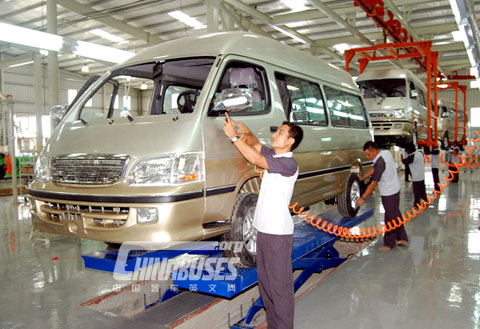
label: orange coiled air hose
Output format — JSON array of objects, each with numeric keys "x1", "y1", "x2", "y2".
[{"x1": 255, "y1": 131, "x2": 480, "y2": 240}]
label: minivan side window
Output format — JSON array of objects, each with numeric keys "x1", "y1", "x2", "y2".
[
  {"x1": 212, "y1": 62, "x2": 269, "y2": 115},
  {"x1": 275, "y1": 73, "x2": 327, "y2": 125},
  {"x1": 418, "y1": 88, "x2": 427, "y2": 106},
  {"x1": 324, "y1": 85, "x2": 369, "y2": 128}
]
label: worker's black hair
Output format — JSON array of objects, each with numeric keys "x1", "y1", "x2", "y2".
[
  {"x1": 282, "y1": 121, "x2": 303, "y2": 151},
  {"x1": 363, "y1": 141, "x2": 379, "y2": 151},
  {"x1": 405, "y1": 143, "x2": 416, "y2": 154}
]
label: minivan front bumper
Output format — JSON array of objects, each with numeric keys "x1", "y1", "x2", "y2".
[
  {"x1": 28, "y1": 189, "x2": 209, "y2": 243},
  {"x1": 371, "y1": 119, "x2": 412, "y2": 137}
]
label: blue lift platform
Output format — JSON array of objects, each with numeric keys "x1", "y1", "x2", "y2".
[{"x1": 82, "y1": 207, "x2": 374, "y2": 328}]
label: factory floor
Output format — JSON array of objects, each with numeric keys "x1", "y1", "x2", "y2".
[{"x1": 0, "y1": 166, "x2": 479, "y2": 329}]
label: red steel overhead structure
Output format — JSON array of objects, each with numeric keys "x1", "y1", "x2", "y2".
[
  {"x1": 345, "y1": 41, "x2": 440, "y2": 147},
  {"x1": 437, "y1": 81, "x2": 468, "y2": 145}
]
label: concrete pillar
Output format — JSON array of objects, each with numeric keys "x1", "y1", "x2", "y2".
[
  {"x1": 7, "y1": 103, "x2": 17, "y2": 203},
  {"x1": 0, "y1": 53, "x2": 6, "y2": 149},
  {"x1": 47, "y1": 0, "x2": 60, "y2": 108},
  {"x1": 34, "y1": 53, "x2": 43, "y2": 152}
]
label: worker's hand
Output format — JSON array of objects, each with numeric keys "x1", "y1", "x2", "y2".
[
  {"x1": 223, "y1": 113, "x2": 237, "y2": 139},
  {"x1": 356, "y1": 198, "x2": 365, "y2": 207}
]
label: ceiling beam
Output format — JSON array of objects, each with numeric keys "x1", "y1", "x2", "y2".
[
  {"x1": 0, "y1": 2, "x2": 43, "y2": 21},
  {"x1": 56, "y1": 0, "x2": 163, "y2": 45},
  {"x1": 314, "y1": 23, "x2": 460, "y2": 47},
  {"x1": 0, "y1": 54, "x2": 34, "y2": 69},
  {"x1": 223, "y1": 0, "x2": 314, "y2": 45},
  {"x1": 272, "y1": 0, "x2": 439, "y2": 25}
]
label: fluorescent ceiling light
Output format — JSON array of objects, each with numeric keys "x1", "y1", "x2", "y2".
[
  {"x1": 39, "y1": 49, "x2": 48, "y2": 56},
  {"x1": 90, "y1": 29, "x2": 128, "y2": 44},
  {"x1": 71, "y1": 41, "x2": 135, "y2": 63},
  {"x1": 437, "y1": 84, "x2": 449, "y2": 88},
  {"x1": 9, "y1": 61, "x2": 34, "y2": 68},
  {"x1": 0, "y1": 22, "x2": 63, "y2": 51},
  {"x1": 282, "y1": 0, "x2": 308, "y2": 11},
  {"x1": 140, "y1": 82, "x2": 148, "y2": 90},
  {"x1": 451, "y1": 30, "x2": 465, "y2": 42},
  {"x1": 333, "y1": 43, "x2": 357, "y2": 54},
  {"x1": 168, "y1": 10, "x2": 204, "y2": 28},
  {"x1": 471, "y1": 67, "x2": 479, "y2": 78},
  {"x1": 470, "y1": 80, "x2": 480, "y2": 89},
  {"x1": 81, "y1": 64, "x2": 89, "y2": 73}
]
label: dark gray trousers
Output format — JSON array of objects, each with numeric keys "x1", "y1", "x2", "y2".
[
  {"x1": 256, "y1": 231, "x2": 294, "y2": 329},
  {"x1": 413, "y1": 180, "x2": 427, "y2": 207},
  {"x1": 432, "y1": 168, "x2": 440, "y2": 191},
  {"x1": 382, "y1": 192, "x2": 408, "y2": 248}
]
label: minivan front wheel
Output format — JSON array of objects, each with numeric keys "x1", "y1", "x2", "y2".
[
  {"x1": 221, "y1": 192, "x2": 257, "y2": 267},
  {"x1": 337, "y1": 173, "x2": 361, "y2": 218}
]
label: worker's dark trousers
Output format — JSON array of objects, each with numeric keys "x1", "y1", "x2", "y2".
[
  {"x1": 412, "y1": 180, "x2": 427, "y2": 208},
  {"x1": 432, "y1": 168, "x2": 440, "y2": 191},
  {"x1": 404, "y1": 164, "x2": 411, "y2": 182},
  {"x1": 382, "y1": 192, "x2": 408, "y2": 248},
  {"x1": 256, "y1": 231, "x2": 294, "y2": 329}
]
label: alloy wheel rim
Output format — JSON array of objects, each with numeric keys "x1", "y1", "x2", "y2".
[
  {"x1": 242, "y1": 207, "x2": 257, "y2": 254},
  {"x1": 350, "y1": 180, "x2": 361, "y2": 209}
]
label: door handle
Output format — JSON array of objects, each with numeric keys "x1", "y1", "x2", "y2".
[{"x1": 270, "y1": 126, "x2": 278, "y2": 133}]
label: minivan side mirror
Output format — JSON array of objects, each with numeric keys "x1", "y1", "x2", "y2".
[
  {"x1": 50, "y1": 104, "x2": 67, "y2": 126},
  {"x1": 410, "y1": 89, "x2": 418, "y2": 98},
  {"x1": 212, "y1": 88, "x2": 252, "y2": 113}
]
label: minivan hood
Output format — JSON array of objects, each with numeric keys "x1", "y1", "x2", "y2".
[
  {"x1": 44, "y1": 115, "x2": 202, "y2": 160},
  {"x1": 364, "y1": 97, "x2": 407, "y2": 113}
]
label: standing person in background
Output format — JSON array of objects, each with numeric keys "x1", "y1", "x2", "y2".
[
  {"x1": 449, "y1": 141, "x2": 461, "y2": 183},
  {"x1": 430, "y1": 146, "x2": 440, "y2": 191},
  {"x1": 402, "y1": 143, "x2": 427, "y2": 209},
  {"x1": 356, "y1": 141, "x2": 408, "y2": 250}
]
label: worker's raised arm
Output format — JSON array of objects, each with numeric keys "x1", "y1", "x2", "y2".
[
  {"x1": 223, "y1": 113, "x2": 269, "y2": 169},
  {"x1": 225, "y1": 113, "x2": 262, "y2": 153}
]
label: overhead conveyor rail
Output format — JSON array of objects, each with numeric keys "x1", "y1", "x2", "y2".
[
  {"x1": 82, "y1": 207, "x2": 374, "y2": 329},
  {"x1": 345, "y1": 41, "x2": 440, "y2": 148}
]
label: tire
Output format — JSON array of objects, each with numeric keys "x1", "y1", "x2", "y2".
[
  {"x1": 221, "y1": 192, "x2": 258, "y2": 267},
  {"x1": 337, "y1": 173, "x2": 361, "y2": 218}
]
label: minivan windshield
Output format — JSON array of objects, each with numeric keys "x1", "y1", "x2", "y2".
[
  {"x1": 64, "y1": 57, "x2": 215, "y2": 123},
  {"x1": 357, "y1": 79, "x2": 406, "y2": 99}
]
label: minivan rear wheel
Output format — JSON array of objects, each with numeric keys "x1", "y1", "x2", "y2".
[
  {"x1": 337, "y1": 173, "x2": 361, "y2": 218},
  {"x1": 221, "y1": 192, "x2": 257, "y2": 267}
]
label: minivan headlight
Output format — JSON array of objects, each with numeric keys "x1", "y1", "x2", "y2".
[
  {"x1": 34, "y1": 154, "x2": 50, "y2": 182},
  {"x1": 127, "y1": 152, "x2": 205, "y2": 186},
  {"x1": 390, "y1": 108, "x2": 406, "y2": 118}
]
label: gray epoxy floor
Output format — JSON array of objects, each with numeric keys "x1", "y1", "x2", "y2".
[
  {"x1": 295, "y1": 168, "x2": 480, "y2": 329},
  {"x1": 0, "y1": 167, "x2": 479, "y2": 329}
]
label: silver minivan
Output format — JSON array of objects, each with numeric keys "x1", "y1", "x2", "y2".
[
  {"x1": 28, "y1": 32, "x2": 373, "y2": 266},
  {"x1": 438, "y1": 98, "x2": 467, "y2": 147},
  {"x1": 356, "y1": 68, "x2": 430, "y2": 147}
]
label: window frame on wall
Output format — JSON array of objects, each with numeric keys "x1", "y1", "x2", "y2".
[
  {"x1": 208, "y1": 60, "x2": 271, "y2": 117},
  {"x1": 274, "y1": 72, "x2": 328, "y2": 126},
  {"x1": 323, "y1": 85, "x2": 369, "y2": 129}
]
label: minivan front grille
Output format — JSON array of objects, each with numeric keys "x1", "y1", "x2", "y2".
[
  {"x1": 373, "y1": 122, "x2": 392, "y2": 130},
  {"x1": 370, "y1": 113, "x2": 387, "y2": 118},
  {"x1": 51, "y1": 154, "x2": 129, "y2": 185},
  {"x1": 40, "y1": 201, "x2": 129, "y2": 227}
]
